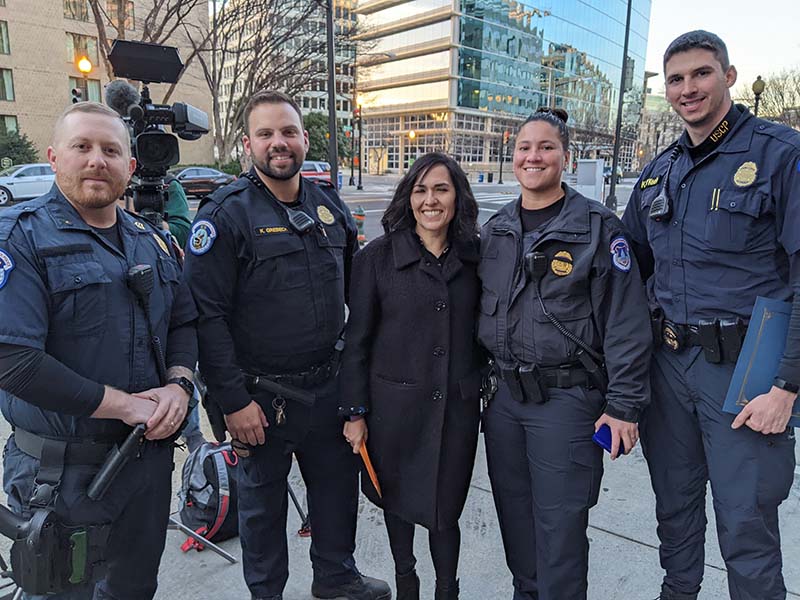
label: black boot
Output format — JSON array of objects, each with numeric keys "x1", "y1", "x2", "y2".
[
  {"x1": 395, "y1": 569, "x2": 420, "y2": 600},
  {"x1": 434, "y1": 579, "x2": 459, "y2": 600},
  {"x1": 311, "y1": 574, "x2": 391, "y2": 600},
  {"x1": 658, "y1": 583, "x2": 699, "y2": 600}
]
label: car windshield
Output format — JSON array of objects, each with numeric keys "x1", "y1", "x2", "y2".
[
  {"x1": 0, "y1": 166, "x2": 21, "y2": 177},
  {"x1": 320, "y1": 163, "x2": 331, "y2": 172}
]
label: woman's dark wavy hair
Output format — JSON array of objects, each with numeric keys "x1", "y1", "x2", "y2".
[{"x1": 381, "y1": 152, "x2": 479, "y2": 242}]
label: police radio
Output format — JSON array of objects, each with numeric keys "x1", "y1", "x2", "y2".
[
  {"x1": 648, "y1": 146, "x2": 683, "y2": 222},
  {"x1": 243, "y1": 172, "x2": 315, "y2": 235}
]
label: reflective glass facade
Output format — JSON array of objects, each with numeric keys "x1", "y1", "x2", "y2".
[{"x1": 356, "y1": 0, "x2": 651, "y2": 173}]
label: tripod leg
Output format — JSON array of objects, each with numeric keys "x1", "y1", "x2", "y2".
[
  {"x1": 168, "y1": 517, "x2": 238, "y2": 564},
  {"x1": 287, "y1": 483, "x2": 311, "y2": 536}
]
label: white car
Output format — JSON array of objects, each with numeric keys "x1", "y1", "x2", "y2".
[{"x1": 0, "y1": 163, "x2": 55, "y2": 205}]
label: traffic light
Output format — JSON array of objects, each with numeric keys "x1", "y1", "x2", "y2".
[
  {"x1": 71, "y1": 87, "x2": 83, "y2": 104},
  {"x1": 503, "y1": 130, "x2": 510, "y2": 144},
  {"x1": 353, "y1": 106, "x2": 361, "y2": 123}
]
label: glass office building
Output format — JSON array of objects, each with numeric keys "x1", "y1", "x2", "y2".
[{"x1": 354, "y1": 0, "x2": 651, "y2": 174}]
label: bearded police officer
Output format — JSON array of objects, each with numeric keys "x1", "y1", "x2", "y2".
[
  {"x1": 0, "y1": 102, "x2": 198, "y2": 599},
  {"x1": 183, "y1": 90, "x2": 390, "y2": 600},
  {"x1": 623, "y1": 31, "x2": 799, "y2": 600}
]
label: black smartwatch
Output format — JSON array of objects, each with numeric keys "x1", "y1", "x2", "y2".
[
  {"x1": 168, "y1": 376, "x2": 196, "y2": 397},
  {"x1": 773, "y1": 377, "x2": 799, "y2": 394}
]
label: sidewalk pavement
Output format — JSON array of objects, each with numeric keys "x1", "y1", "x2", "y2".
[{"x1": 152, "y1": 418, "x2": 800, "y2": 599}]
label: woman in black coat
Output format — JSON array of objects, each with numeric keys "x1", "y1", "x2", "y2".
[{"x1": 340, "y1": 153, "x2": 484, "y2": 600}]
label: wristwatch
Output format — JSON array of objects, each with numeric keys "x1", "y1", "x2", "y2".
[
  {"x1": 168, "y1": 376, "x2": 196, "y2": 398},
  {"x1": 773, "y1": 377, "x2": 799, "y2": 394}
]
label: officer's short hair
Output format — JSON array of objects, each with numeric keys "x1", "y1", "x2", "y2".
[
  {"x1": 53, "y1": 102, "x2": 131, "y2": 150},
  {"x1": 663, "y1": 30, "x2": 730, "y2": 71},
  {"x1": 243, "y1": 90, "x2": 303, "y2": 135}
]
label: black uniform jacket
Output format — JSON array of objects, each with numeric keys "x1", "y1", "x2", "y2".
[
  {"x1": 184, "y1": 174, "x2": 358, "y2": 417},
  {"x1": 340, "y1": 228, "x2": 484, "y2": 530},
  {"x1": 477, "y1": 184, "x2": 652, "y2": 422}
]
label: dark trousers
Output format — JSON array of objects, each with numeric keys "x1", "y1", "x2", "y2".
[
  {"x1": 237, "y1": 381, "x2": 360, "y2": 598},
  {"x1": 642, "y1": 347, "x2": 795, "y2": 599},
  {"x1": 3, "y1": 436, "x2": 174, "y2": 600},
  {"x1": 384, "y1": 510, "x2": 460, "y2": 584},
  {"x1": 483, "y1": 381, "x2": 604, "y2": 600}
]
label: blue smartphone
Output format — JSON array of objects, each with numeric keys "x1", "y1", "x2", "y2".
[{"x1": 592, "y1": 424, "x2": 625, "y2": 455}]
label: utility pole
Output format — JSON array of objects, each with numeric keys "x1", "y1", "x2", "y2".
[
  {"x1": 605, "y1": 0, "x2": 632, "y2": 212},
  {"x1": 325, "y1": 0, "x2": 338, "y2": 189}
]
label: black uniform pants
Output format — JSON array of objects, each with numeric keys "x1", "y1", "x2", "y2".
[
  {"x1": 3, "y1": 436, "x2": 174, "y2": 600},
  {"x1": 236, "y1": 378, "x2": 360, "y2": 598},
  {"x1": 483, "y1": 381, "x2": 604, "y2": 600},
  {"x1": 642, "y1": 347, "x2": 795, "y2": 599}
]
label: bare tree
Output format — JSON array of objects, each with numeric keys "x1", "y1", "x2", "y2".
[
  {"x1": 186, "y1": 0, "x2": 366, "y2": 162},
  {"x1": 87, "y1": 0, "x2": 208, "y2": 103},
  {"x1": 735, "y1": 67, "x2": 800, "y2": 130}
]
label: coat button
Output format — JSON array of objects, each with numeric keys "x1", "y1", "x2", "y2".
[
  {"x1": 680, "y1": 183, "x2": 686, "y2": 189},
  {"x1": 74, "y1": 275, "x2": 82, "y2": 284},
  {"x1": 435, "y1": 300, "x2": 447, "y2": 311},
  {"x1": 432, "y1": 390, "x2": 444, "y2": 401},
  {"x1": 433, "y1": 346, "x2": 446, "y2": 357}
]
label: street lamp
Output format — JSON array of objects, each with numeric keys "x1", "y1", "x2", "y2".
[
  {"x1": 498, "y1": 130, "x2": 510, "y2": 184},
  {"x1": 77, "y1": 56, "x2": 92, "y2": 101},
  {"x1": 752, "y1": 75, "x2": 765, "y2": 117}
]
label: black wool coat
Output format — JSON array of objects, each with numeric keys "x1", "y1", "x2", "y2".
[{"x1": 340, "y1": 228, "x2": 484, "y2": 531}]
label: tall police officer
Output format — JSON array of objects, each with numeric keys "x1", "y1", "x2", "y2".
[
  {"x1": 0, "y1": 101, "x2": 198, "y2": 599},
  {"x1": 623, "y1": 31, "x2": 799, "y2": 600},
  {"x1": 183, "y1": 90, "x2": 390, "y2": 600},
  {"x1": 478, "y1": 108, "x2": 652, "y2": 599}
]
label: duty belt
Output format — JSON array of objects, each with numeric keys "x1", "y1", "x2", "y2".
[
  {"x1": 14, "y1": 429, "x2": 116, "y2": 465},
  {"x1": 499, "y1": 364, "x2": 595, "y2": 389},
  {"x1": 659, "y1": 317, "x2": 747, "y2": 364},
  {"x1": 255, "y1": 341, "x2": 343, "y2": 389}
]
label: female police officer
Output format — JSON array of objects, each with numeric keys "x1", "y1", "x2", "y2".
[{"x1": 478, "y1": 108, "x2": 651, "y2": 599}]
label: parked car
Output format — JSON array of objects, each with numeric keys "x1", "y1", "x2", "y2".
[
  {"x1": 603, "y1": 165, "x2": 623, "y2": 184},
  {"x1": 168, "y1": 167, "x2": 236, "y2": 198},
  {"x1": 301, "y1": 160, "x2": 342, "y2": 189},
  {"x1": 0, "y1": 163, "x2": 55, "y2": 205}
]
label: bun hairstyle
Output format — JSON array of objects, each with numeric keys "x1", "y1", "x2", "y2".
[{"x1": 518, "y1": 107, "x2": 570, "y2": 150}]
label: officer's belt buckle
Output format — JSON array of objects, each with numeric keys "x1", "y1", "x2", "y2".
[{"x1": 662, "y1": 321, "x2": 683, "y2": 352}]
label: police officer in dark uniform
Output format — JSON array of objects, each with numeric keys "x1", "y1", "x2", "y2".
[
  {"x1": 623, "y1": 31, "x2": 799, "y2": 600},
  {"x1": 0, "y1": 102, "x2": 197, "y2": 599},
  {"x1": 478, "y1": 108, "x2": 652, "y2": 600},
  {"x1": 183, "y1": 90, "x2": 390, "y2": 600}
]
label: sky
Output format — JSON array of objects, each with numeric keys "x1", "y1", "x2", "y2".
[{"x1": 644, "y1": 0, "x2": 800, "y2": 98}]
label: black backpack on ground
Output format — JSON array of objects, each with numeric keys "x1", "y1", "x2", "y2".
[{"x1": 179, "y1": 441, "x2": 239, "y2": 552}]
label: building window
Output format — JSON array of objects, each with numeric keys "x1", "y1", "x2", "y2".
[
  {"x1": 66, "y1": 33, "x2": 98, "y2": 65},
  {"x1": 0, "y1": 115, "x2": 17, "y2": 135},
  {"x1": 0, "y1": 21, "x2": 8, "y2": 54},
  {"x1": 69, "y1": 77, "x2": 101, "y2": 102},
  {"x1": 64, "y1": 0, "x2": 90, "y2": 21},
  {"x1": 0, "y1": 69, "x2": 13, "y2": 101},
  {"x1": 0, "y1": 1, "x2": 6, "y2": 7},
  {"x1": 107, "y1": 1, "x2": 135, "y2": 31}
]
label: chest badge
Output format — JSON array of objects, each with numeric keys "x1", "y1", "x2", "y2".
[
  {"x1": 733, "y1": 161, "x2": 757, "y2": 187},
  {"x1": 610, "y1": 236, "x2": 632, "y2": 273},
  {"x1": 189, "y1": 220, "x2": 217, "y2": 256},
  {"x1": 0, "y1": 248, "x2": 15, "y2": 290},
  {"x1": 153, "y1": 233, "x2": 170, "y2": 256},
  {"x1": 134, "y1": 220, "x2": 147, "y2": 230},
  {"x1": 550, "y1": 250, "x2": 573, "y2": 276},
  {"x1": 317, "y1": 205, "x2": 335, "y2": 225}
]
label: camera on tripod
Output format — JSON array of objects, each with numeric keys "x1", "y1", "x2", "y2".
[{"x1": 106, "y1": 39, "x2": 209, "y2": 226}]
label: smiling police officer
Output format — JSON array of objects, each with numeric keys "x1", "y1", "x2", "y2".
[
  {"x1": 0, "y1": 101, "x2": 198, "y2": 599},
  {"x1": 623, "y1": 31, "x2": 800, "y2": 600},
  {"x1": 183, "y1": 90, "x2": 390, "y2": 600}
]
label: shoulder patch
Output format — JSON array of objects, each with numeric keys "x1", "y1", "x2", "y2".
[
  {"x1": 189, "y1": 220, "x2": 217, "y2": 256},
  {"x1": 0, "y1": 248, "x2": 15, "y2": 289},
  {"x1": 610, "y1": 236, "x2": 631, "y2": 273}
]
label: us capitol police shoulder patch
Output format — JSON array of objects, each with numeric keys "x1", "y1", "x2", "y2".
[
  {"x1": 0, "y1": 248, "x2": 15, "y2": 290},
  {"x1": 189, "y1": 220, "x2": 217, "y2": 256},
  {"x1": 610, "y1": 236, "x2": 632, "y2": 272}
]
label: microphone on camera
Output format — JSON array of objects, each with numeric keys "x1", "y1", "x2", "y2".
[{"x1": 105, "y1": 79, "x2": 143, "y2": 120}]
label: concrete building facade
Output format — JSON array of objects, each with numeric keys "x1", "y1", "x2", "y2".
[{"x1": 0, "y1": 0, "x2": 213, "y2": 165}]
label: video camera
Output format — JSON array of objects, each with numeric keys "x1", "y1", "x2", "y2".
[{"x1": 105, "y1": 40, "x2": 209, "y2": 226}]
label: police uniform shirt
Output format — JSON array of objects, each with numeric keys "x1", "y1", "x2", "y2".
[
  {"x1": 0, "y1": 186, "x2": 198, "y2": 440},
  {"x1": 622, "y1": 104, "x2": 800, "y2": 381},
  {"x1": 478, "y1": 184, "x2": 652, "y2": 421},
  {"x1": 183, "y1": 172, "x2": 358, "y2": 416}
]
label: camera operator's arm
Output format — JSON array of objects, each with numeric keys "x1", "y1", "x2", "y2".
[{"x1": 164, "y1": 176, "x2": 192, "y2": 248}]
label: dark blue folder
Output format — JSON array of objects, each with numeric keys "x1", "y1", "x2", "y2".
[{"x1": 723, "y1": 296, "x2": 800, "y2": 427}]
